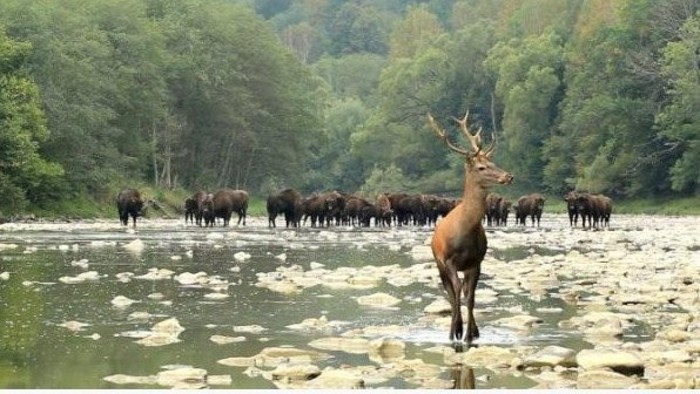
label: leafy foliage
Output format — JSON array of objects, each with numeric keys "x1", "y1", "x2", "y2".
[{"x1": 1, "y1": 0, "x2": 700, "y2": 218}]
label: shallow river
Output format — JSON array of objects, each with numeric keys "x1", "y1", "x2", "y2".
[{"x1": 0, "y1": 214, "x2": 698, "y2": 389}]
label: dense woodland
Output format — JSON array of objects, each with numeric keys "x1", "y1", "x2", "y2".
[{"x1": 1, "y1": 0, "x2": 699, "y2": 215}]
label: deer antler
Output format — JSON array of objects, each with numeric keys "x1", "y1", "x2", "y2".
[
  {"x1": 451, "y1": 110, "x2": 482, "y2": 154},
  {"x1": 427, "y1": 113, "x2": 470, "y2": 156}
]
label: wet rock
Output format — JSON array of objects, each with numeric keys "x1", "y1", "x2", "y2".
[
  {"x1": 355, "y1": 292, "x2": 401, "y2": 308},
  {"x1": 0, "y1": 271, "x2": 9, "y2": 280},
  {"x1": 368, "y1": 338, "x2": 406, "y2": 364},
  {"x1": 522, "y1": 346, "x2": 577, "y2": 369},
  {"x1": 656, "y1": 328, "x2": 691, "y2": 343},
  {"x1": 308, "y1": 337, "x2": 370, "y2": 354},
  {"x1": 268, "y1": 363, "x2": 322, "y2": 381},
  {"x1": 103, "y1": 374, "x2": 156, "y2": 385},
  {"x1": 174, "y1": 271, "x2": 208, "y2": 285},
  {"x1": 218, "y1": 357, "x2": 255, "y2": 367},
  {"x1": 447, "y1": 346, "x2": 526, "y2": 369},
  {"x1": 306, "y1": 368, "x2": 365, "y2": 389},
  {"x1": 576, "y1": 369, "x2": 638, "y2": 389},
  {"x1": 492, "y1": 314, "x2": 543, "y2": 330},
  {"x1": 210, "y1": 335, "x2": 246, "y2": 344},
  {"x1": 123, "y1": 239, "x2": 145, "y2": 255},
  {"x1": 59, "y1": 271, "x2": 100, "y2": 284},
  {"x1": 341, "y1": 324, "x2": 410, "y2": 338},
  {"x1": 111, "y1": 295, "x2": 138, "y2": 308},
  {"x1": 576, "y1": 349, "x2": 644, "y2": 376},
  {"x1": 423, "y1": 298, "x2": 451, "y2": 315},
  {"x1": 204, "y1": 292, "x2": 229, "y2": 300},
  {"x1": 220, "y1": 346, "x2": 331, "y2": 369},
  {"x1": 135, "y1": 268, "x2": 175, "y2": 280},
  {"x1": 59, "y1": 320, "x2": 90, "y2": 332},
  {"x1": 156, "y1": 367, "x2": 207, "y2": 388},
  {"x1": 285, "y1": 315, "x2": 349, "y2": 332},
  {"x1": 135, "y1": 318, "x2": 184, "y2": 347},
  {"x1": 234, "y1": 251, "x2": 251, "y2": 262},
  {"x1": 233, "y1": 325, "x2": 267, "y2": 334}
]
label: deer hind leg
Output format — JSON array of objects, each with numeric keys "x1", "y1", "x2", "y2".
[
  {"x1": 463, "y1": 266, "x2": 481, "y2": 342},
  {"x1": 437, "y1": 261, "x2": 464, "y2": 341}
]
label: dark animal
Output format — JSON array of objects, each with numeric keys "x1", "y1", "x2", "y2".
[
  {"x1": 200, "y1": 193, "x2": 215, "y2": 227},
  {"x1": 267, "y1": 188, "x2": 303, "y2": 228},
  {"x1": 212, "y1": 189, "x2": 248, "y2": 226},
  {"x1": 184, "y1": 197, "x2": 197, "y2": 225},
  {"x1": 116, "y1": 188, "x2": 145, "y2": 228},
  {"x1": 576, "y1": 192, "x2": 613, "y2": 228},
  {"x1": 497, "y1": 199, "x2": 511, "y2": 226},
  {"x1": 376, "y1": 193, "x2": 393, "y2": 227},
  {"x1": 427, "y1": 111, "x2": 513, "y2": 343},
  {"x1": 515, "y1": 193, "x2": 545, "y2": 227},
  {"x1": 563, "y1": 191, "x2": 580, "y2": 226},
  {"x1": 485, "y1": 193, "x2": 503, "y2": 226},
  {"x1": 302, "y1": 193, "x2": 326, "y2": 227}
]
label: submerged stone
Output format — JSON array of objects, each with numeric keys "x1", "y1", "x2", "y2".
[{"x1": 355, "y1": 292, "x2": 401, "y2": 308}]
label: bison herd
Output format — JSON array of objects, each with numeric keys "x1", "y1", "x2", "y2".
[{"x1": 115, "y1": 187, "x2": 613, "y2": 229}]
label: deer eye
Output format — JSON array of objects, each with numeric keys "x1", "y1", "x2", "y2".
[{"x1": 477, "y1": 165, "x2": 487, "y2": 171}]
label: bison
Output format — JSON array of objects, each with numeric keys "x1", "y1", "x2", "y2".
[
  {"x1": 184, "y1": 196, "x2": 197, "y2": 225},
  {"x1": 212, "y1": 189, "x2": 248, "y2": 226},
  {"x1": 116, "y1": 188, "x2": 145, "y2": 228},
  {"x1": 267, "y1": 188, "x2": 303, "y2": 228},
  {"x1": 576, "y1": 192, "x2": 613, "y2": 228},
  {"x1": 485, "y1": 193, "x2": 503, "y2": 226},
  {"x1": 515, "y1": 193, "x2": 545, "y2": 227},
  {"x1": 376, "y1": 193, "x2": 393, "y2": 227},
  {"x1": 563, "y1": 191, "x2": 580, "y2": 226}
]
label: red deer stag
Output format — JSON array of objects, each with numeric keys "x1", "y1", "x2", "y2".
[{"x1": 427, "y1": 111, "x2": 513, "y2": 344}]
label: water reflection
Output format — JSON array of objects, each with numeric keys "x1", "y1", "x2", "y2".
[{"x1": 451, "y1": 364, "x2": 475, "y2": 390}]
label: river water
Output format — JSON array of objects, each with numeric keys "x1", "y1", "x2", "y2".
[{"x1": 0, "y1": 214, "x2": 695, "y2": 389}]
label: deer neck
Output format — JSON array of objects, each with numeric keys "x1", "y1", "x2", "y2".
[{"x1": 459, "y1": 171, "x2": 488, "y2": 230}]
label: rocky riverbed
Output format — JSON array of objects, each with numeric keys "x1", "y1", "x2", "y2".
[{"x1": 0, "y1": 214, "x2": 699, "y2": 389}]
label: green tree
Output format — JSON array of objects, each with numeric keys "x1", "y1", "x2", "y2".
[
  {"x1": 484, "y1": 30, "x2": 564, "y2": 193},
  {"x1": 0, "y1": 29, "x2": 63, "y2": 214},
  {"x1": 657, "y1": 12, "x2": 700, "y2": 193}
]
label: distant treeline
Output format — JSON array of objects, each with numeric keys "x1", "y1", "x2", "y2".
[{"x1": 1, "y1": 0, "x2": 699, "y2": 215}]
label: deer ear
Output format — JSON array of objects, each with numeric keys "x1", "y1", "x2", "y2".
[{"x1": 484, "y1": 150, "x2": 494, "y2": 159}]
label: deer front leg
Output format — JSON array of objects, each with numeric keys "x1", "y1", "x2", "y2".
[
  {"x1": 463, "y1": 265, "x2": 481, "y2": 342},
  {"x1": 437, "y1": 261, "x2": 464, "y2": 342}
]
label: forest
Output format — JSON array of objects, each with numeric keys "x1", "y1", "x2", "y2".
[{"x1": 0, "y1": 0, "x2": 699, "y2": 216}]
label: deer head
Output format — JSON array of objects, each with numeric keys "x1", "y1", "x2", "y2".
[{"x1": 427, "y1": 111, "x2": 513, "y2": 187}]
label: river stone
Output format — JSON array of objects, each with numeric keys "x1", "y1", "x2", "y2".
[
  {"x1": 156, "y1": 367, "x2": 207, "y2": 388},
  {"x1": 268, "y1": 363, "x2": 322, "y2": 381},
  {"x1": 368, "y1": 338, "x2": 405, "y2": 364},
  {"x1": 111, "y1": 295, "x2": 138, "y2": 307},
  {"x1": 123, "y1": 239, "x2": 145, "y2": 255},
  {"x1": 656, "y1": 328, "x2": 691, "y2": 342},
  {"x1": 103, "y1": 374, "x2": 156, "y2": 385},
  {"x1": 424, "y1": 298, "x2": 451, "y2": 315},
  {"x1": 522, "y1": 346, "x2": 577, "y2": 369},
  {"x1": 175, "y1": 271, "x2": 208, "y2": 285},
  {"x1": 210, "y1": 335, "x2": 246, "y2": 344},
  {"x1": 59, "y1": 320, "x2": 90, "y2": 332},
  {"x1": 306, "y1": 368, "x2": 365, "y2": 389},
  {"x1": 576, "y1": 349, "x2": 644, "y2": 376},
  {"x1": 253, "y1": 347, "x2": 331, "y2": 368},
  {"x1": 233, "y1": 324, "x2": 267, "y2": 333},
  {"x1": 447, "y1": 346, "x2": 520, "y2": 369},
  {"x1": 135, "y1": 268, "x2": 175, "y2": 280},
  {"x1": 218, "y1": 357, "x2": 255, "y2": 367},
  {"x1": 492, "y1": 314, "x2": 543, "y2": 330},
  {"x1": 308, "y1": 337, "x2": 370, "y2": 354},
  {"x1": 356, "y1": 292, "x2": 401, "y2": 308},
  {"x1": 576, "y1": 369, "x2": 638, "y2": 389}
]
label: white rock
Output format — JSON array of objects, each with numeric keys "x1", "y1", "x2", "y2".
[{"x1": 111, "y1": 295, "x2": 138, "y2": 308}]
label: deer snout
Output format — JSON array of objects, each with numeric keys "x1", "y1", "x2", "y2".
[{"x1": 499, "y1": 173, "x2": 514, "y2": 185}]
